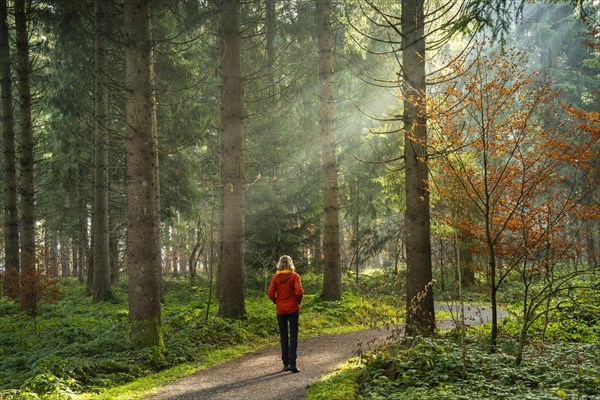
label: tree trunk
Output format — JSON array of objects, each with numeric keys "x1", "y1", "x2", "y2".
[
  {"x1": 15, "y1": 0, "x2": 36, "y2": 313},
  {"x1": 189, "y1": 227, "x2": 201, "y2": 284},
  {"x1": 173, "y1": 251, "x2": 179, "y2": 277},
  {"x1": 165, "y1": 247, "x2": 172, "y2": 274},
  {"x1": 402, "y1": 0, "x2": 435, "y2": 336},
  {"x1": 317, "y1": 0, "x2": 342, "y2": 301},
  {"x1": 92, "y1": 0, "x2": 112, "y2": 302},
  {"x1": 109, "y1": 216, "x2": 119, "y2": 283},
  {"x1": 43, "y1": 230, "x2": 51, "y2": 275},
  {"x1": 50, "y1": 233, "x2": 59, "y2": 276},
  {"x1": 586, "y1": 224, "x2": 597, "y2": 269},
  {"x1": 454, "y1": 227, "x2": 467, "y2": 378},
  {"x1": 124, "y1": 0, "x2": 163, "y2": 348},
  {"x1": 0, "y1": 0, "x2": 20, "y2": 300},
  {"x1": 584, "y1": 173, "x2": 598, "y2": 269},
  {"x1": 458, "y1": 229, "x2": 475, "y2": 287},
  {"x1": 78, "y1": 232, "x2": 85, "y2": 284},
  {"x1": 439, "y1": 240, "x2": 445, "y2": 292},
  {"x1": 217, "y1": 0, "x2": 246, "y2": 319},
  {"x1": 489, "y1": 242, "x2": 498, "y2": 347},
  {"x1": 60, "y1": 236, "x2": 70, "y2": 277},
  {"x1": 72, "y1": 236, "x2": 79, "y2": 277}
]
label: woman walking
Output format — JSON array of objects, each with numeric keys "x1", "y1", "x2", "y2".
[{"x1": 268, "y1": 255, "x2": 304, "y2": 373}]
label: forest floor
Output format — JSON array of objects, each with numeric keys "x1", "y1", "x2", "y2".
[{"x1": 144, "y1": 305, "x2": 499, "y2": 400}]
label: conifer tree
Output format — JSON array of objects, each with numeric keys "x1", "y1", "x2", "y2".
[
  {"x1": 317, "y1": 0, "x2": 342, "y2": 301},
  {"x1": 15, "y1": 0, "x2": 36, "y2": 312},
  {"x1": 217, "y1": 0, "x2": 246, "y2": 318},
  {"x1": 0, "y1": 0, "x2": 19, "y2": 300},
  {"x1": 124, "y1": 0, "x2": 164, "y2": 348},
  {"x1": 92, "y1": 0, "x2": 112, "y2": 302}
]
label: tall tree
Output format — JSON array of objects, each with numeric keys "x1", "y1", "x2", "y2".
[
  {"x1": 317, "y1": 0, "x2": 342, "y2": 301},
  {"x1": 347, "y1": 0, "x2": 445, "y2": 335},
  {"x1": 401, "y1": 0, "x2": 435, "y2": 335},
  {"x1": 350, "y1": 0, "x2": 543, "y2": 337},
  {"x1": 15, "y1": 0, "x2": 36, "y2": 312},
  {"x1": 124, "y1": 0, "x2": 163, "y2": 348},
  {"x1": 0, "y1": 0, "x2": 19, "y2": 300},
  {"x1": 91, "y1": 0, "x2": 112, "y2": 302},
  {"x1": 217, "y1": 0, "x2": 246, "y2": 318}
]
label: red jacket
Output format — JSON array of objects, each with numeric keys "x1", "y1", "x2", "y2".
[{"x1": 267, "y1": 270, "x2": 304, "y2": 315}]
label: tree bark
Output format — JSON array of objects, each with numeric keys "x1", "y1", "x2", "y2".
[
  {"x1": 124, "y1": 0, "x2": 164, "y2": 348},
  {"x1": 317, "y1": 0, "x2": 342, "y2": 301},
  {"x1": 73, "y1": 237, "x2": 79, "y2": 276},
  {"x1": 217, "y1": 0, "x2": 246, "y2": 319},
  {"x1": 50, "y1": 233, "x2": 59, "y2": 277},
  {"x1": 15, "y1": 0, "x2": 36, "y2": 313},
  {"x1": 109, "y1": 216, "x2": 119, "y2": 283},
  {"x1": 60, "y1": 235, "x2": 70, "y2": 277},
  {"x1": 488, "y1": 240, "x2": 498, "y2": 346},
  {"x1": 402, "y1": 0, "x2": 435, "y2": 336},
  {"x1": 79, "y1": 222, "x2": 87, "y2": 284},
  {"x1": 458, "y1": 229, "x2": 475, "y2": 287},
  {"x1": 0, "y1": 0, "x2": 20, "y2": 300},
  {"x1": 92, "y1": 0, "x2": 112, "y2": 302}
]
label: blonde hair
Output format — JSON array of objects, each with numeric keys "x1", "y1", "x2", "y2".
[{"x1": 277, "y1": 255, "x2": 295, "y2": 272}]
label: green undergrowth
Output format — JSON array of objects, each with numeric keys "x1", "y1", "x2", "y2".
[
  {"x1": 309, "y1": 336, "x2": 600, "y2": 400},
  {"x1": 0, "y1": 271, "x2": 400, "y2": 400},
  {"x1": 307, "y1": 285, "x2": 600, "y2": 400},
  {"x1": 306, "y1": 361, "x2": 364, "y2": 400}
]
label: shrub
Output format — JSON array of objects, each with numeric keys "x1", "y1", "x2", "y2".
[{"x1": 354, "y1": 336, "x2": 600, "y2": 399}]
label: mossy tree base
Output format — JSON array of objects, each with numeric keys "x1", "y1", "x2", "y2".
[{"x1": 130, "y1": 317, "x2": 164, "y2": 349}]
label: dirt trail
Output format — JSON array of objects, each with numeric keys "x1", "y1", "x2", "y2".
[{"x1": 145, "y1": 305, "x2": 496, "y2": 400}]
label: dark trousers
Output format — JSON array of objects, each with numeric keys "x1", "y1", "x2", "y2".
[{"x1": 277, "y1": 311, "x2": 299, "y2": 368}]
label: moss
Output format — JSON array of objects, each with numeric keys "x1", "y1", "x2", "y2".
[{"x1": 129, "y1": 317, "x2": 165, "y2": 349}]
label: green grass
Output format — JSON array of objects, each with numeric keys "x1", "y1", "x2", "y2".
[{"x1": 306, "y1": 361, "x2": 363, "y2": 400}]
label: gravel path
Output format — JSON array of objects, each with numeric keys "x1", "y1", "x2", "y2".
[{"x1": 146, "y1": 305, "x2": 497, "y2": 400}]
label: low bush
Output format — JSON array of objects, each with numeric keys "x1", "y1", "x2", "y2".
[{"x1": 352, "y1": 335, "x2": 599, "y2": 399}]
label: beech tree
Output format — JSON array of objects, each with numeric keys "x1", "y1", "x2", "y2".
[
  {"x1": 562, "y1": 103, "x2": 600, "y2": 268},
  {"x1": 430, "y1": 41, "x2": 598, "y2": 346},
  {"x1": 124, "y1": 0, "x2": 163, "y2": 348}
]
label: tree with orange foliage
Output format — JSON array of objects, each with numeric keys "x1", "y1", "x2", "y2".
[
  {"x1": 561, "y1": 102, "x2": 600, "y2": 268},
  {"x1": 430, "y1": 39, "x2": 599, "y2": 348},
  {"x1": 563, "y1": 106, "x2": 600, "y2": 142}
]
